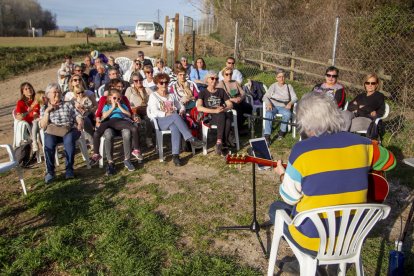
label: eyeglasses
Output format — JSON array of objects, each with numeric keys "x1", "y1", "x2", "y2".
[
  {"x1": 158, "y1": 81, "x2": 169, "y2": 85},
  {"x1": 145, "y1": 71, "x2": 152, "y2": 74},
  {"x1": 224, "y1": 73, "x2": 232, "y2": 76},
  {"x1": 325, "y1": 74, "x2": 338, "y2": 78},
  {"x1": 226, "y1": 61, "x2": 235, "y2": 65},
  {"x1": 210, "y1": 77, "x2": 219, "y2": 81},
  {"x1": 72, "y1": 79, "x2": 81, "y2": 82},
  {"x1": 133, "y1": 79, "x2": 142, "y2": 82},
  {"x1": 112, "y1": 97, "x2": 120, "y2": 100},
  {"x1": 365, "y1": 82, "x2": 377, "y2": 85},
  {"x1": 74, "y1": 69, "x2": 81, "y2": 72},
  {"x1": 135, "y1": 62, "x2": 141, "y2": 65}
]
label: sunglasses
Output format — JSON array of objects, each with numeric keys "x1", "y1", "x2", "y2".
[
  {"x1": 227, "y1": 61, "x2": 235, "y2": 65},
  {"x1": 133, "y1": 79, "x2": 142, "y2": 82},
  {"x1": 326, "y1": 74, "x2": 338, "y2": 78},
  {"x1": 224, "y1": 73, "x2": 232, "y2": 76},
  {"x1": 72, "y1": 79, "x2": 81, "y2": 82},
  {"x1": 159, "y1": 81, "x2": 169, "y2": 85},
  {"x1": 74, "y1": 69, "x2": 81, "y2": 72},
  {"x1": 365, "y1": 82, "x2": 377, "y2": 85},
  {"x1": 76, "y1": 91, "x2": 84, "y2": 94},
  {"x1": 210, "y1": 77, "x2": 219, "y2": 81},
  {"x1": 112, "y1": 97, "x2": 121, "y2": 100}
]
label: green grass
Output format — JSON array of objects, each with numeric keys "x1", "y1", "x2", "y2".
[{"x1": 0, "y1": 42, "x2": 127, "y2": 81}]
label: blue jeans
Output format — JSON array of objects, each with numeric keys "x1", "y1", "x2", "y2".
[
  {"x1": 44, "y1": 129, "x2": 81, "y2": 175},
  {"x1": 264, "y1": 106, "x2": 291, "y2": 134},
  {"x1": 157, "y1": 114, "x2": 193, "y2": 155},
  {"x1": 268, "y1": 200, "x2": 293, "y2": 225}
]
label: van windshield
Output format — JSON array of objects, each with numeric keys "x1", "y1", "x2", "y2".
[{"x1": 137, "y1": 24, "x2": 154, "y2": 31}]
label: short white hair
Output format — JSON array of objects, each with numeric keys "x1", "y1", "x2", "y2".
[
  {"x1": 204, "y1": 70, "x2": 217, "y2": 83},
  {"x1": 296, "y1": 92, "x2": 345, "y2": 137},
  {"x1": 45, "y1": 83, "x2": 62, "y2": 98}
]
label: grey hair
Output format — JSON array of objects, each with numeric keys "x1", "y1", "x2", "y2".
[
  {"x1": 275, "y1": 68, "x2": 285, "y2": 75},
  {"x1": 296, "y1": 92, "x2": 345, "y2": 137},
  {"x1": 204, "y1": 70, "x2": 217, "y2": 83},
  {"x1": 45, "y1": 83, "x2": 62, "y2": 97}
]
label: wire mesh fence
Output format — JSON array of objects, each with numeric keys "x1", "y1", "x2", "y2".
[{"x1": 205, "y1": 12, "x2": 414, "y2": 155}]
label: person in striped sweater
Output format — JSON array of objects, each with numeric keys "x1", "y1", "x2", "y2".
[{"x1": 268, "y1": 92, "x2": 396, "y2": 271}]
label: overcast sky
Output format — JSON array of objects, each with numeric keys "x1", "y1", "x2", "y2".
[{"x1": 37, "y1": 0, "x2": 202, "y2": 28}]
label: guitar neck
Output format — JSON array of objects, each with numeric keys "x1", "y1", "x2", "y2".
[{"x1": 226, "y1": 154, "x2": 285, "y2": 168}]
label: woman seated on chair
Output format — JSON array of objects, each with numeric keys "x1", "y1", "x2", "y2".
[
  {"x1": 124, "y1": 59, "x2": 144, "y2": 83},
  {"x1": 189, "y1": 57, "x2": 208, "y2": 90},
  {"x1": 70, "y1": 85, "x2": 97, "y2": 141},
  {"x1": 217, "y1": 67, "x2": 252, "y2": 133},
  {"x1": 169, "y1": 67, "x2": 199, "y2": 112},
  {"x1": 15, "y1": 82, "x2": 42, "y2": 153},
  {"x1": 39, "y1": 83, "x2": 84, "y2": 184},
  {"x1": 153, "y1": 58, "x2": 172, "y2": 76},
  {"x1": 89, "y1": 88, "x2": 143, "y2": 166},
  {"x1": 147, "y1": 73, "x2": 205, "y2": 166},
  {"x1": 196, "y1": 71, "x2": 233, "y2": 155},
  {"x1": 125, "y1": 73, "x2": 154, "y2": 148},
  {"x1": 346, "y1": 73, "x2": 385, "y2": 132},
  {"x1": 268, "y1": 92, "x2": 395, "y2": 272},
  {"x1": 262, "y1": 68, "x2": 297, "y2": 143}
]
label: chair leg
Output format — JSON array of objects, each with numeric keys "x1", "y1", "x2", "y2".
[
  {"x1": 78, "y1": 138, "x2": 91, "y2": 169},
  {"x1": 55, "y1": 148, "x2": 59, "y2": 166},
  {"x1": 16, "y1": 166, "x2": 27, "y2": 195},
  {"x1": 99, "y1": 137, "x2": 105, "y2": 168},
  {"x1": 267, "y1": 219, "x2": 284, "y2": 276},
  {"x1": 299, "y1": 256, "x2": 317, "y2": 276},
  {"x1": 202, "y1": 125, "x2": 208, "y2": 155},
  {"x1": 355, "y1": 257, "x2": 364, "y2": 276}
]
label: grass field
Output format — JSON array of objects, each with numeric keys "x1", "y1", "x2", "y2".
[{"x1": 0, "y1": 37, "x2": 136, "y2": 47}]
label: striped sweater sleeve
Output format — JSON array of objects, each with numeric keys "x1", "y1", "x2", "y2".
[
  {"x1": 279, "y1": 162, "x2": 303, "y2": 205},
  {"x1": 371, "y1": 140, "x2": 396, "y2": 171}
]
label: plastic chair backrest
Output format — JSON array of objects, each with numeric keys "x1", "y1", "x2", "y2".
[
  {"x1": 292, "y1": 204, "x2": 390, "y2": 260},
  {"x1": 115, "y1": 57, "x2": 132, "y2": 75},
  {"x1": 98, "y1": 85, "x2": 106, "y2": 98},
  {"x1": 381, "y1": 103, "x2": 390, "y2": 120}
]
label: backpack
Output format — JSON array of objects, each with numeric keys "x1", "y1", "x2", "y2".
[{"x1": 14, "y1": 140, "x2": 33, "y2": 168}]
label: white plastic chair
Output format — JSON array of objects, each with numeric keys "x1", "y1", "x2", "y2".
[
  {"x1": 39, "y1": 129, "x2": 91, "y2": 169},
  {"x1": 262, "y1": 102, "x2": 296, "y2": 138},
  {"x1": 244, "y1": 83, "x2": 268, "y2": 118},
  {"x1": 98, "y1": 134, "x2": 126, "y2": 168},
  {"x1": 355, "y1": 103, "x2": 390, "y2": 136},
  {"x1": 115, "y1": 57, "x2": 132, "y2": 77},
  {"x1": 95, "y1": 84, "x2": 106, "y2": 101},
  {"x1": 12, "y1": 110, "x2": 42, "y2": 163},
  {"x1": 202, "y1": 109, "x2": 240, "y2": 155},
  {"x1": 147, "y1": 107, "x2": 195, "y2": 162},
  {"x1": 267, "y1": 203, "x2": 391, "y2": 276},
  {"x1": 0, "y1": 144, "x2": 27, "y2": 195}
]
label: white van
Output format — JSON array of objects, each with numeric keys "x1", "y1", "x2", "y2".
[{"x1": 135, "y1": 22, "x2": 163, "y2": 45}]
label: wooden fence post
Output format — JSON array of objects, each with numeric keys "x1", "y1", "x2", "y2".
[
  {"x1": 260, "y1": 49, "x2": 263, "y2": 70},
  {"x1": 290, "y1": 51, "x2": 295, "y2": 81}
]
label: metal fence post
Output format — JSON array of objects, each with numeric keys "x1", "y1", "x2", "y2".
[
  {"x1": 332, "y1": 16, "x2": 340, "y2": 66},
  {"x1": 234, "y1": 21, "x2": 239, "y2": 59}
]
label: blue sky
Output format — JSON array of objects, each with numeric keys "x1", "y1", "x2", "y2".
[{"x1": 37, "y1": 0, "x2": 202, "y2": 29}]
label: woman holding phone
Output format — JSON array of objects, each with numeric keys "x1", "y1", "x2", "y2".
[
  {"x1": 147, "y1": 73, "x2": 204, "y2": 166},
  {"x1": 89, "y1": 89, "x2": 143, "y2": 165}
]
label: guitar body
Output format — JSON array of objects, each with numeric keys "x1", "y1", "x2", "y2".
[{"x1": 226, "y1": 154, "x2": 389, "y2": 203}]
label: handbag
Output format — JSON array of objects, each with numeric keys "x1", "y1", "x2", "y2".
[{"x1": 46, "y1": 124, "x2": 71, "y2": 137}]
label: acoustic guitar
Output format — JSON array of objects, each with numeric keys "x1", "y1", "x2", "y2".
[{"x1": 226, "y1": 154, "x2": 389, "y2": 203}]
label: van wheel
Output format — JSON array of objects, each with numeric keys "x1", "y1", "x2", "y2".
[{"x1": 136, "y1": 41, "x2": 141, "y2": 45}]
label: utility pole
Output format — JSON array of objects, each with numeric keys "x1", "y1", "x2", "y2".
[{"x1": 157, "y1": 9, "x2": 160, "y2": 23}]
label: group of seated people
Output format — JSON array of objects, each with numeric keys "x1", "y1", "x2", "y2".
[{"x1": 15, "y1": 51, "x2": 387, "y2": 185}]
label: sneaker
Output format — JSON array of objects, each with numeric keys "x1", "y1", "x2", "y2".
[
  {"x1": 89, "y1": 153, "x2": 102, "y2": 166},
  {"x1": 131, "y1": 149, "x2": 144, "y2": 161},
  {"x1": 123, "y1": 160, "x2": 135, "y2": 171},
  {"x1": 105, "y1": 163, "x2": 116, "y2": 176},
  {"x1": 145, "y1": 137, "x2": 154, "y2": 148},
  {"x1": 188, "y1": 137, "x2": 205, "y2": 149},
  {"x1": 44, "y1": 173, "x2": 54, "y2": 184},
  {"x1": 65, "y1": 170, "x2": 75, "y2": 179},
  {"x1": 172, "y1": 154, "x2": 182, "y2": 166}
]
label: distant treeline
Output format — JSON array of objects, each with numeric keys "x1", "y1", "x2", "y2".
[{"x1": 0, "y1": 0, "x2": 57, "y2": 36}]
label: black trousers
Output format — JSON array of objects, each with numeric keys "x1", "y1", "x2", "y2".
[
  {"x1": 232, "y1": 101, "x2": 252, "y2": 129},
  {"x1": 93, "y1": 118, "x2": 140, "y2": 154},
  {"x1": 210, "y1": 111, "x2": 233, "y2": 143}
]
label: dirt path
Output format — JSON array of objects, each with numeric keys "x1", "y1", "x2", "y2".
[{"x1": 0, "y1": 43, "x2": 161, "y2": 146}]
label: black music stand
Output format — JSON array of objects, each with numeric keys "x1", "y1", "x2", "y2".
[{"x1": 217, "y1": 114, "x2": 272, "y2": 257}]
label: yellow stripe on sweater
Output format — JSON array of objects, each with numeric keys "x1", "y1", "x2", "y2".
[
  {"x1": 296, "y1": 189, "x2": 367, "y2": 213},
  {"x1": 293, "y1": 144, "x2": 373, "y2": 177}
]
